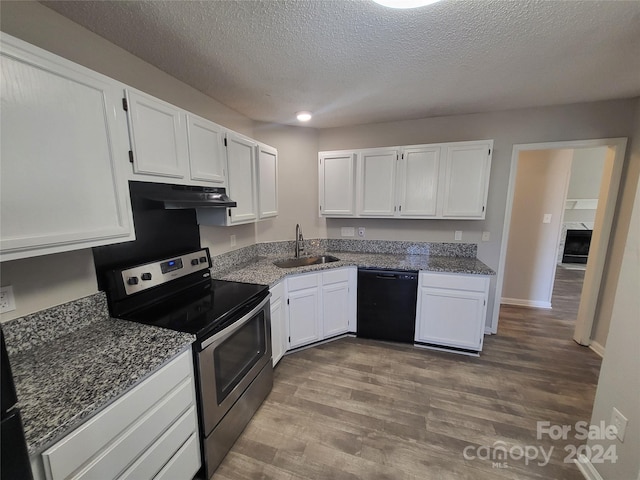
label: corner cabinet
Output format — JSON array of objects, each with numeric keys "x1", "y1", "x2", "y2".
[
  {"x1": 0, "y1": 33, "x2": 134, "y2": 262},
  {"x1": 286, "y1": 267, "x2": 357, "y2": 350},
  {"x1": 319, "y1": 140, "x2": 492, "y2": 220},
  {"x1": 414, "y1": 272, "x2": 490, "y2": 352},
  {"x1": 257, "y1": 143, "x2": 278, "y2": 219},
  {"x1": 40, "y1": 349, "x2": 200, "y2": 480},
  {"x1": 319, "y1": 152, "x2": 356, "y2": 216}
]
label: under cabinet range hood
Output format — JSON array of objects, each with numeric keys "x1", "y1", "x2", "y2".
[{"x1": 130, "y1": 181, "x2": 237, "y2": 209}]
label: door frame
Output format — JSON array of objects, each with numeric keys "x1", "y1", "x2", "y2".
[{"x1": 492, "y1": 138, "x2": 627, "y2": 346}]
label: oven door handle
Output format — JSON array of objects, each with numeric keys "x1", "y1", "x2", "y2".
[{"x1": 199, "y1": 293, "x2": 271, "y2": 350}]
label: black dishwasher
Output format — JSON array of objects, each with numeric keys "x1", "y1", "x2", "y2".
[{"x1": 357, "y1": 268, "x2": 418, "y2": 343}]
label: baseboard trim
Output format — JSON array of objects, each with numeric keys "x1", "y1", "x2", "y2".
[
  {"x1": 574, "y1": 454, "x2": 604, "y2": 480},
  {"x1": 589, "y1": 341, "x2": 605, "y2": 358},
  {"x1": 501, "y1": 297, "x2": 552, "y2": 309}
]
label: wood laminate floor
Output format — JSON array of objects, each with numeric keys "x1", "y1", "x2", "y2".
[{"x1": 213, "y1": 267, "x2": 600, "y2": 480}]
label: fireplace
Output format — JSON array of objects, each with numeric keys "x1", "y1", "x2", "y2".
[{"x1": 562, "y1": 229, "x2": 593, "y2": 264}]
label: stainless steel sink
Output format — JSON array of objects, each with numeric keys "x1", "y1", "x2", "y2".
[{"x1": 273, "y1": 255, "x2": 340, "y2": 268}]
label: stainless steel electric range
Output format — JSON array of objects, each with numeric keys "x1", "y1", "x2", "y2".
[{"x1": 102, "y1": 247, "x2": 272, "y2": 479}]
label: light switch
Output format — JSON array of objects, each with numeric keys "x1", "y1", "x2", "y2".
[{"x1": 543, "y1": 214, "x2": 552, "y2": 224}]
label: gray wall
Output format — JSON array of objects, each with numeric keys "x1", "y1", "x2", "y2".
[
  {"x1": 587, "y1": 107, "x2": 640, "y2": 480},
  {"x1": 502, "y1": 149, "x2": 573, "y2": 307},
  {"x1": 318, "y1": 100, "x2": 639, "y2": 331},
  {"x1": 563, "y1": 147, "x2": 607, "y2": 224}
]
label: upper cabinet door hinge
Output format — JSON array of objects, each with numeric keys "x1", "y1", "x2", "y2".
[
  {"x1": 488, "y1": 148, "x2": 491, "y2": 155},
  {"x1": 287, "y1": 298, "x2": 290, "y2": 305},
  {"x1": 128, "y1": 151, "x2": 134, "y2": 163},
  {"x1": 482, "y1": 205, "x2": 485, "y2": 212},
  {"x1": 224, "y1": 137, "x2": 228, "y2": 147},
  {"x1": 122, "y1": 98, "x2": 128, "y2": 111}
]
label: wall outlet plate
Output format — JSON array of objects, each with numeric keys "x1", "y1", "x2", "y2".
[
  {"x1": 230, "y1": 234, "x2": 237, "y2": 247},
  {"x1": 543, "y1": 213, "x2": 552, "y2": 224},
  {"x1": 358, "y1": 227, "x2": 366, "y2": 238},
  {"x1": 455, "y1": 231, "x2": 462, "y2": 241},
  {"x1": 341, "y1": 227, "x2": 355, "y2": 237},
  {"x1": 482, "y1": 231, "x2": 490, "y2": 242},
  {"x1": 611, "y1": 407, "x2": 628, "y2": 442},
  {"x1": 0, "y1": 285, "x2": 16, "y2": 313}
]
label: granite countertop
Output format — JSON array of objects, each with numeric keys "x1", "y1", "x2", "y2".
[
  {"x1": 215, "y1": 251, "x2": 495, "y2": 287},
  {"x1": 3, "y1": 294, "x2": 194, "y2": 456}
]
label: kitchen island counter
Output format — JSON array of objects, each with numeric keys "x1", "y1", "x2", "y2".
[{"x1": 2, "y1": 293, "x2": 194, "y2": 456}]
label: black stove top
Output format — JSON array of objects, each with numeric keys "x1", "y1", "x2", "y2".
[{"x1": 122, "y1": 279, "x2": 269, "y2": 339}]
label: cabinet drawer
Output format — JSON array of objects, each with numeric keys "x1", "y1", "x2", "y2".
[
  {"x1": 420, "y1": 272, "x2": 489, "y2": 292},
  {"x1": 322, "y1": 268, "x2": 350, "y2": 285},
  {"x1": 153, "y1": 433, "x2": 200, "y2": 480},
  {"x1": 42, "y1": 349, "x2": 193, "y2": 480},
  {"x1": 118, "y1": 406, "x2": 198, "y2": 480},
  {"x1": 287, "y1": 272, "x2": 319, "y2": 292}
]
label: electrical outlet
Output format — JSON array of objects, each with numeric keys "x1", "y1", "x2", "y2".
[
  {"x1": 341, "y1": 227, "x2": 355, "y2": 237},
  {"x1": 482, "y1": 231, "x2": 490, "y2": 242},
  {"x1": 358, "y1": 227, "x2": 365, "y2": 238},
  {"x1": 230, "y1": 234, "x2": 236, "y2": 247},
  {"x1": 455, "y1": 231, "x2": 462, "y2": 241},
  {"x1": 611, "y1": 407, "x2": 628, "y2": 442},
  {"x1": 0, "y1": 285, "x2": 16, "y2": 314}
]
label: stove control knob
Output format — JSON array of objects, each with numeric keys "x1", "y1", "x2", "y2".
[
  {"x1": 191, "y1": 259, "x2": 199, "y2": 266},
  {"x1": 141, "y1": 273, "x2": 152, "y2": 281},
  {"x1": 127, "y1": 277, "x2": 139, "y2": 285},
  {"x1": 199, "y1": 256, "x2": 207, "y2": 263}
]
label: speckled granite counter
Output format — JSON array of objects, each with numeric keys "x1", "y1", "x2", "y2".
[
  {"x1": 215, "y1": 251, "x2": 494, "y2": 287},
  {"x1": 2, "y1": 293, "x2": 194, "y2": 456}
]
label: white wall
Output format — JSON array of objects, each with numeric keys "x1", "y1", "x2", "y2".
[
  {"x1": 586, "y1": 108, "x2": 640, "y2": 480},
  {"x1": 502, "y1": 149, "x2": 573, "y2": 308},
  {"x1": 563, "y1": 147, "x2": 607, "y2": 224},
  {"x1": 318, "y1": 100, "x2": 639, "y2": 331}
]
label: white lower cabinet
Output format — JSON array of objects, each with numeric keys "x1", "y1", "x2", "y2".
[
  {"x1": 286, "y1": 267, "x2": 356, "y2": 350},
  {"x1": 269, "y1": 280, "x2": 287, "y2": 366},
  {"x1": 40, "y1": 349, "x2": 200, "y2": 480},
  {"x1": 415, "y1": 272, "x2": 490, "y2": 351}
]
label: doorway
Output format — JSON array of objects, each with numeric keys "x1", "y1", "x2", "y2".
[{"x1": 492, "y1": 138, "x2": 627, "y2": 352}]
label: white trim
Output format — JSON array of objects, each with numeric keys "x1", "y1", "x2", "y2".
[
  {"x1": 484, "y1": 327, "x2": 493, "y2": 335},
  {"x1": 589, "y1": 341, "x2": 605, "y2": 358},
  {"x1": 493, "y1": 138, "x2": 628, "y2": 343},
  {"x1": 413, "y1": 343, "x2": 480, "y2": 357},
  {"x1": 575, "y1": 454, "x2": 604, "y2": 480},
  {"x1": 500, "y1": 297, "x2": 552, "y2": 309}
]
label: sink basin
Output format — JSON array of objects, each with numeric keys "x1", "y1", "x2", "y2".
[{"x1": 273, "y1": 255, "x2": 340, "y2": 268}]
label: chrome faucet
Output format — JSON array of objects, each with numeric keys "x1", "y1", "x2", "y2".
[{"x1": 295, "y1": 223, "x2": 305, "y2": 258}]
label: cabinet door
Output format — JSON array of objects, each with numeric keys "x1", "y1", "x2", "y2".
[
  {"x1": 0, "y1": 34, "x2": 134, "y2": 262},
  {"x1": 226, "y1": 133, "x2": 258, "y2": 224},
  {"x1": 288, "y1": 286, "x2": 321, "y2": 349},
  {"x1": 397, "y1": 146, "x2": 440, "y2": 217},
  {"x1": 441, "y1": 143, "x2": 492, "y2": 218},
  {"x1": 415, "y1": 286, "x2": 486, "y2": 350},
  {"x1": 322, "y1": 281, "x2": 350, "y2": 338},
  {"x1": 358, "y1": 149, "x2": 398, "y2": 217},
  {"x1": 319, "y1": 152, "x2": 356, "y2": 216},
  {"x1": 186, "y1": 114, "x2": 226, "y2": 184},
  {"x1": 269, "y1": 281, "x2": 286, "y2": 366},
  {"x1": 257, "y1": 143, "x2": 278, "y2": 219},
  {"x1": 125, "y1": 89, "x2": 189, "y2": 180}
]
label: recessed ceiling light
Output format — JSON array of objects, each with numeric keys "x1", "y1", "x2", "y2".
[
  {"x1": 372, "y1": 0, "x2": 442, "y2": 8},
  {"x1": 296, "y1": 111, "x2": 312, "y2": 122}
]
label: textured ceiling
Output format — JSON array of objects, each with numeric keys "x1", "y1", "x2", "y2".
[{"x1": 43, "y1": 0, "x2": 640, "y2": 128}]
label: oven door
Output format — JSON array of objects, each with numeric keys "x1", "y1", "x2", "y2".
[{"x1": 197, "y1": 294, "x2": 271, "y2": 436}]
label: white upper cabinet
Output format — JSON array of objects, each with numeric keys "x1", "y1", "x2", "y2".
[
  {"x1": 186, "y1": 114, "x2": 227, "y2": 185},
  {"x1": 319, "y1": 152, "x2": 356, "y2": 216},
  {"x1": 357, "y1": 149, "x2": 398, "y2": 217},
  {"x1": 441, "y1": 142, "x2": 492, "y2": 219},
  {"x1": 226, "y1": 132, "x2": 258, "y2": 225},
  {"x1": 125, "y1": 89, "x2": 190, "y2": 180},
  {"x1": 319, "y1": 140, "x2": 492, "y2": 220},
  {"x1": 397, "y1": 146, "x2": 441, "y2": 217},
  {"x1": 0, "y1": 33, "x2": 134, "y2": 262},
  {"x1": 257, "y1": 143, "x2": 278, "y2": 219}
]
